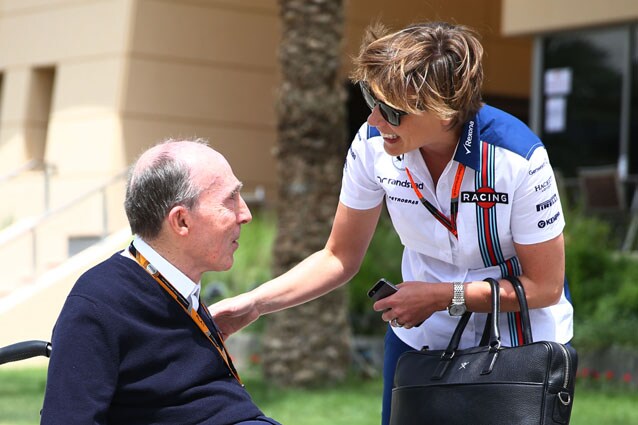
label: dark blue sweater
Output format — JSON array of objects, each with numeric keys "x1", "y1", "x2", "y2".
[{"x1": 41, "y1": 252, "x2": 267, "y2": 425}]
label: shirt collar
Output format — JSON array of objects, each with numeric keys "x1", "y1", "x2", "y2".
[
  {"x1": 453, "y1": 112, "x2": 482, "y2": 171},
  {"x1": 381, "y1": 111, "x2": 483, "y2": 174},
  {"x1": 131, "y1": 236, "x2": 201, "y2": 311}
]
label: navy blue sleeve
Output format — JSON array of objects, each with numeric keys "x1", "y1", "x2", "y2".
[{"x1": 41, "y1": 295, "x2": 119, "y2": 424}]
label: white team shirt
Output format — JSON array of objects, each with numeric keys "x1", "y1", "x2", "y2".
[{"x1": 340, "y1": 105, "x2": 573, "y2": 350}]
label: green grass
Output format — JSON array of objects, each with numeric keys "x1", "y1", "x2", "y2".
[
  {"x1": 0, "y1": 368, "x2": 47, "y2": 425},
  {"x1": 1, "y1": 367, "x2": 637, "y2": 425},
  {"x1": 571, "y1": 387, "x2": 638, "y2": 425},
  {"x1": 244, "y1": 370, "x2": 383, "y2": 424}
]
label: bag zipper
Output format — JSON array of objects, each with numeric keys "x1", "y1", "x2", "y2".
[{"x1": 556, "y1": 343, "x2": 572, "y2": 406}]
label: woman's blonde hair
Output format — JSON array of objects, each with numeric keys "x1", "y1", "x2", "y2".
[{"x1": 351, "y1": 21, "x2": 484, "y2": 129}]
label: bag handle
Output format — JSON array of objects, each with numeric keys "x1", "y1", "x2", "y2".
[
  {"x1": 502, "y1": 275, "x2": 534, "y2": 344},
  {"x1": 441, "y1": 278, "x2": 501, "y2": 358},
  {"x1": 479, "y1": 275, "x2": 534, "y2": 345},
  {"x1": 431, "y1": 278, "x2": 500, "y2": 379},
  {"x1": 432, "y1": 277, "x2": 536, "y2": 379}
]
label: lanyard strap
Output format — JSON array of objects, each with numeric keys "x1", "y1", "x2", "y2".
[
  {"x1": 405, "y1": 163, "x2": 466, "y2": 238},
  {"x1": 128, "y1": 243, "x2": 242, "y2": 384}
]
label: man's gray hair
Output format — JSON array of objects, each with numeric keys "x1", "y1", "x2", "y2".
[{"x1": 124, "y1": 138, "x2": 208, "y2": 240}]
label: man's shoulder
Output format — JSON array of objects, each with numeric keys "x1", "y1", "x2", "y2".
[{"x1": 70, "y1": 252, "x2": 139, "y2": 298}]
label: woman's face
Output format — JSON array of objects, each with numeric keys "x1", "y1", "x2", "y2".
[{"x1": 366, "y1": 102, "x2": 454, "y2": 157}]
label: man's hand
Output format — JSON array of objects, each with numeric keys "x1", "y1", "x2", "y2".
[{"x1": 208, "y1": 293, "x2": 260, "y2": 339}]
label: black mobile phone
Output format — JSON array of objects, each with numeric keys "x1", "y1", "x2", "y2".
[{"x1": 367, "y1": 278, "x2": 398, "y2": 302}]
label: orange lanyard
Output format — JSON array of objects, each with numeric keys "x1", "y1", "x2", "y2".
[
  {"x1": 128, "y1": 243, "x2": 242, "y2": 384},
  {"x1": 405, "y1": 163, "x2": 466, "y2": 238}
]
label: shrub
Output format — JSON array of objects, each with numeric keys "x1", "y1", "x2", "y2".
[
  {"x1": 563, "y1": 207, "x2": 638, "y2": 349},
  {"x1": 201, "y1": 209, "x2": 276, "y2": 301},
  {"x1": 347, "y1": 211, "x2": 403, "y2": 335}
]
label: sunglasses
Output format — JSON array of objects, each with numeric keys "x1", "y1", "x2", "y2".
[{"x1": 359, "y1": 82, "x2": 407, "y2": 126}]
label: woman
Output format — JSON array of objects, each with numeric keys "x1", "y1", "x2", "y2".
[{"x1": 210, "y1": 21, "x2": 573, "y2": 425}]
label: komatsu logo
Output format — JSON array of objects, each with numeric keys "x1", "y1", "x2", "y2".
[{"x1": 461, "y1": 187, "x2": 509, "y2": 209}]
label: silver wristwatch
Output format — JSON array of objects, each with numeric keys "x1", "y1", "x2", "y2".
[{"x1": 447, "y1": 281, "x2": 466, "y2": 316}]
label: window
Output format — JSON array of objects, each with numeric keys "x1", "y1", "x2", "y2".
[
  {"x1": 630, "y1": 28, "x2": 638, "y2": 175},
  {"x1": 27, "y1": 66, "x2": 55, "y2": 161},
  {"x1": 0, "y1": 72, "x2": 4, "y2": 124},
  {"x1": 539, "y1": 26, "x2": 630, "y2": 177}
]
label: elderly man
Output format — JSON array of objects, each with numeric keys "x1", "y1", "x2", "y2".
[{"x1": 41, "y1": 139, "x2": 280, "y2": 425}]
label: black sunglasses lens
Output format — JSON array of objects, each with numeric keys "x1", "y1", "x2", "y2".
[
  {"x1": 379, "y1": 104, "x2": 400, "y2": 126},
  {"x1": 359, "y1": 82, "x2": 403, "y2": 126},
  {"x1": 359, "y1": 84, "x2": 376, "y2": 110}
]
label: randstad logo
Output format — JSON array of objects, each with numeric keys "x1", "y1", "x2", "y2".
[
  {"x1": 377, "y1": 176, "x2": 423, "y2": 190},
  {"x1": 464, "y1": 121, "x2": 474, "y2": 154}
]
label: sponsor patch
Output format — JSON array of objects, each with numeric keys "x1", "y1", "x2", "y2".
[
  {"x1": 538, "y1": 212, "x2": 561, "y2": 228},
  {"x1": 392, "y1": 155, "x2": 405, "y2": 170},
  {"x1": 463, "y1": 121, "x2": 474, "y2": 154},
  {"x1": 529, "y1": 160, "x2": 548, "y2": 175},
  {"x1": 378, "y1": 176, "x2": 423, "y2": 190},
  {"x1": 388, "y1": 195, "x2": 419, "y2": 205},
  {"x1": 461, "y1": 187, "x2": 509, "y2": 209},
  {"x1": 536, "y1": 194, "x2": 558, "y2": 212},
  {"x1": 534, "y1": 176, "x2": 553, "y2": 192}
]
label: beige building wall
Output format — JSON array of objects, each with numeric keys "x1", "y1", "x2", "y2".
[
  {"x1": 0, "y1": 0, "x2": 533, "y2": 285},
  {"x1": 0, "y1": 0, "x2": 135, "y2": 285},
  {"x1": 0, "y1": 0, "x2": 133, "y2": 180},
  {"x1": 0, "y1": 1, "x2": 282, "y2": 285},
  {"x1": 0, "y1": 0, "x2": 539, "y2": 344},
  {"x1": 121, "y1": 0, "x2": 280, "y2": 194},
  {"x1": 346, "y1": 0, "x2": 532, "y2": 98},
  {"x1": 0, "y1": 0, "x2": 532, "y2": 221},
  {"x1": 502, "y1": 0, "x2": 638, "y2": 35}
]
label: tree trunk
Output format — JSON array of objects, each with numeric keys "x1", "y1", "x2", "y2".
[{"x1": 262, "y1": 0, "x2": 350, "y2": 387}]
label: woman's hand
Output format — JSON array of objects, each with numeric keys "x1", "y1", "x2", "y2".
[
  {"x1": 373, "y1": 281, "x2": 451, "y2": 329},
  {"x1": 208, "y1": 293, "x2": 260, "y2": 339}
]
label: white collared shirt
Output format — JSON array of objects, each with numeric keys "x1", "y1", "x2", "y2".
[
  {"x1": 340, "y1": 105, "x2": 573, "y2": 350},
  {"x1": 127, "y1": 236, "x2": 201, "y2": 311}
]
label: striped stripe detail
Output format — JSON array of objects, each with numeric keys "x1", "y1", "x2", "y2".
[
  {"x1": 475, "y1": 142, "x2": 504, "y2": 267},
  {"x1": 474, "y1": 141, "x2": 525, "y2": 346}
]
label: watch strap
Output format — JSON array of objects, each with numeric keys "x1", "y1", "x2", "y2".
[{"x1": 452, "y1": 281, "x2": 465, "y2": 304}]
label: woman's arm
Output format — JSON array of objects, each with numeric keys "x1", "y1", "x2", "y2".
[
  {"x1": 209, "y1": 202, "x2": 383, "y2": 336},
  {"x1": 373, "y1": 233, "x2": 565, "y2": 328}
]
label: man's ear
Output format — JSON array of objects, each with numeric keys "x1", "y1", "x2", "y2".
[{"x1": 167, "y1": 205, "x2": 190, "y2": 236}]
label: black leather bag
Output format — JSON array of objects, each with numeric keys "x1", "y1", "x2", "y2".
[{"x1": 390, "y1": 276, "x2": 577, "y2": 425}]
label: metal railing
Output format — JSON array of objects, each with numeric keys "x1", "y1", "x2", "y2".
[
  {"x1": 0, "y1": 169, "x2": 129, "y2": 277},
  {"x1": 0, "y1": 159, "x2": 55, "y2": 211},
  {"x1": 0, "y1": 166, "x2": 267, "y2": 281}
]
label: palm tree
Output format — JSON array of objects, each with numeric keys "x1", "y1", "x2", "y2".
[{"x1": 261, "y1": 0, "x2": 350, "y2": 386}]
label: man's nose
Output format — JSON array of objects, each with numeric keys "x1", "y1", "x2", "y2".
[{"x1": 238, "y1": 195, "x2": 252, "y2": 224}]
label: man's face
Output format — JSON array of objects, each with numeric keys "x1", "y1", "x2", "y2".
[{"x1": 186, "y1": 157, "x2": 252, "y2": 274}]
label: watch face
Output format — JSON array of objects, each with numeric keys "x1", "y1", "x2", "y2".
[{"x1": 448, "y1": 304, "x2": 466, "y2": 316}]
